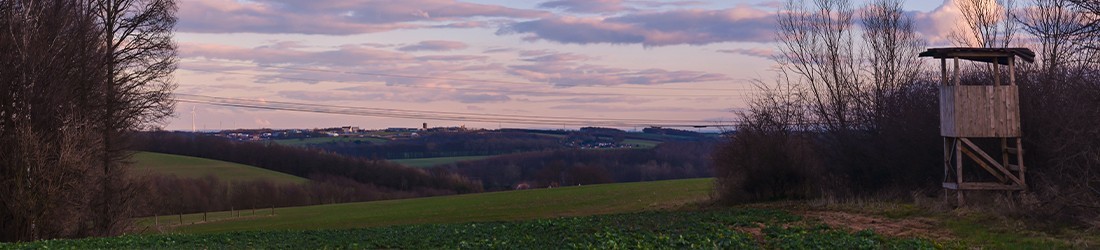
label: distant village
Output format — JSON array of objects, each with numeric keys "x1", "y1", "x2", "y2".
[
  {"x1": 197, "y1": 124, "x2": 707, "y2": 150},
  {"x1": 210, "y1": 123, "x2": 469, "y2": 141}
]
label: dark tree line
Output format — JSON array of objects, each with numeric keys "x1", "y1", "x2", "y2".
[
  {"x1": 438, "y1": 141, "x2": 715, "y2": 190},
  {"x1": 133, "y1": 132, "x2": 483, "y2": 194},
  {"x1": 307, "y1": 129, "x2": 710, "y2": 161},
  {"x1": 641, "y1": 127, "x2": 703, "y2": 138},
  {"x1": 715, "y1": 0, "x2": 1100, "y2": 227},
  {"x1": 714, "y1": 0, "x2": 938, "y2": 202},
  {"x1": 1013, "y1": 0, "x2": 1100, "y2": 226},
  {"x1": 0, "y1": 0, "x2": 176, "y2": 241},
  {"x1": 310, "y1": 132, "x2": 563, "y2": 160},
  {"x1": 137, "y1": 174, "x2": 445, "y2": 218}
]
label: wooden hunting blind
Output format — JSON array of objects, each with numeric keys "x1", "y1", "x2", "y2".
[{"x1": 919, "y1": 47, "x2": 1035, "y2": 204}]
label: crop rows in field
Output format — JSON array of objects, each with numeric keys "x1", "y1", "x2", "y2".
[{"x1": 2, "y1": 208, "x2": 937, "y2": 249}]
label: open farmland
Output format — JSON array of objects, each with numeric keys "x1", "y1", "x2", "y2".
[
  {"x1": 144, "y1": 178, "x2": 713, "y2": 234},
  {"x1": 621, "y1": 138, "x2": 662, "y2": 148},
  {"x1": 130, "y1": 152, "x2": 308, "y2": 184},
  {"x1": 4, "y1": 179, "x2": 1092, "y2": 249},
  {"x1": 4, "y1": 209, "x2": 937, "y2": 249}
]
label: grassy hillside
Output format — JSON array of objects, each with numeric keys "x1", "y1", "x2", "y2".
[
  {"x1": 130, "y1": 152, "x2": 308, "y2": 184},
  {"x1": 6, "y1": 177, "x2": 1094, "y2": 248},
  {"x1": 621, "y1": 138, "x2": 662, "y2": 148},
  {"x1": 146, "y1": 178, "x2": 713, "y2": 234},
  {"x1": 389, "y1": 155, "x2": 494, "y2": 168}
]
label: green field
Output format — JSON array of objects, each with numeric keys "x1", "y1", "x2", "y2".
[
  {"x1": 389, "y1": 155, "x2": 495, "y2": 168},
  {"x1": 8, "y1": 209, "x2": 936, "y2": 249},
  {"x1": 622, "y1": 138, "x2": 662, "y2": 148},
  {"x1": 271, "y1": 136, "x2": 387, "y2": 146},
  {"x1": 130, "y1": 152, "x2": 307, "y2": 184},
  {"x1": 145, "y1": 178, "x2": 713, "y2": 234},
  {"x1": 4, "y1": 177, "x2": 1094, "y2": 249}
]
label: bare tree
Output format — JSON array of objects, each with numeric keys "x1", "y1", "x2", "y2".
[
  {"x1": 714, "y1": 0, "x2": 939, "y2": 202},
  {"x1": 776, "y1": 0, "x2": 863, "y2": 131},
  {"x1": 953, "y1": 0, "x2": 1018, "y2": 48},
  {"x1": 860, "y1": 0, "x2": 925, "y2": 125},
  {"x1": 1068, "y1": 0, "x2": 1100, "y2": 45},
  {"x1": 90, "y1": 0, "x2": 177, "y2": 236},
  {"x1": 1064, "y1": 0, "x2": 1100, "y2": 65},
  {"x1": 1017, "y1": 0, "x2": 1093, "y2": 71},
  {"x1": 1011, "y1": 0, "x2": 1100, "y2": 228},
  {"x1": 0, "y1": 0, "x2": 107, "y2": 241}
]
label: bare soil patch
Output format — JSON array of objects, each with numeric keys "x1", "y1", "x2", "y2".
[{"x1": 800, "y1": 210, "x2": 954, "y2": 241}]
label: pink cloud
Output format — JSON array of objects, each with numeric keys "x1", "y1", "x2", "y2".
[
  {"x1": 398, "y1": 40, "x2": 469, "y2": 52},
  {"x1": 178, "y1": 0, "x2": 548, "y2": 34},
  {"x1": 498, "y1": 5, "x2": 776, "y2": 46},
  {"x1": 278, "y1": 89, "x2": 511, "y2": 104},
  {"x1": 539, "y1": 0, "x2": 633, "y2": 13},
  {"x1": 180, "y1": 42, "x2": 413, "y2": 66},
  {"x1": 178, "y1": 42, "x2": 500, "y2": 88},
  {"x1": 909, "y1": 0, "x2": 968, "y2": 46},
  {"x1": 537, "y1": 0, "x2": 703, "y2": 13},
  {"x1": 520, "y1": 52, "x2": 596, "y2": 62},
  {"x1": 507, "y1": 62, "x2": 729, "y2": 87},
  {"x1": 180, "y1": 42, "x2": 729, "y2": 101},
  {"x1": 717, "y1": 48, "x2": 774, "y2": 59}
]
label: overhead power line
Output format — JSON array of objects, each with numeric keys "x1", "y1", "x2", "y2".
[
  {"x1": 182, "y1": 58, "x2": 764, "y2": 92},
  {"x1": 183, "y1": 68, "x2": 744, "y2": 98},
  {"x1": 174, "y1": 94, "x2": 733, "y2": 128}
]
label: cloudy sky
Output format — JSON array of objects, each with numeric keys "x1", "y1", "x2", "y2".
[{"x1": 169, "y1": 0, "x2": 964, "y2": 131}]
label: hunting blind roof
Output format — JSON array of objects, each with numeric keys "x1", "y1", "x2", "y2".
[{"x1": 919, "y1": 47, "x2": 1035, "y2": 65}]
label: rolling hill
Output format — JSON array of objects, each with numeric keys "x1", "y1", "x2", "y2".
[
  {"x1": 8, "y1": 177, "x2": 1089, "y2": 249},
  {"x1": 145, "y1": 178, "x2": 714, "y2": 234},
  {"x1": 130, "y1": 152, "x2": 308, "y2": 184}
]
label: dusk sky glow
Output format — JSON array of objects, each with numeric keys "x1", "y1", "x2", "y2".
[{"x1": 167, "y1": 0, "x2": 964, "y2": 131}]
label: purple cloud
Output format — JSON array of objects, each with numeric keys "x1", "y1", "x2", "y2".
[
  {"x1": 538, "y1": 0, "x2": 633, "y2": 13},
  {"x1": 179, "y1": 42, "x2": 504, "y2": 88},
  {"x1": 549, "y1": 104, "x2": 725, "y2": 113},
  {"x1": 453, "y1": 93, "x2": 512, "y2": 103},
  {"x1": 754, "y1": 1, "x2": 783, "y2": 9},
  {"x1": 399, "y1": 40, "x2": 470, "y2": 51},
  {"x1": 416, "y1": 55, "x2": 488, "y2": 61},
  {"x1": 508, "y1": 63, "x2": 728, "y2": 87},
  {"x1": 178, "y1": 0, "x2": 548, "y2": 34},
  {"x1": 521, "y1": 52, "x2": 595, "y2": 62},
  {"x1": 498, "y1": 6, "x2": 776, "y2": 46},
  {"x1": 279, "y1": 89, "x2": 510, "y2": 104},
  {"x1": 716, "y1": 48, "x2": 774, "y2": 59},
  {"x1": 180, "y1": 42, "x2": 729, "y2": 102},
  {"x1": 537, "y1": 0, "x2": 703, "y2": 14}
]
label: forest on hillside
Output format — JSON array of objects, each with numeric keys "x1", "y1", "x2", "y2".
[
  {"x1": 437, "y1": 141, "x2": 715, "y2": 190},
  {"x1": 131, "y1": 132, "x2": 482, "y2": 216}
]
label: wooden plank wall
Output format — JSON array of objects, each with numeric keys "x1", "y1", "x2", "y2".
[{"x1": 940, "y1": 85, "x2": 1021, "y2": 137}]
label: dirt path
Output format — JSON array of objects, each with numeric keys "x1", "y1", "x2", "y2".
[{"x1": 799, "y1": 210, "x2": 954, "y2": 241}]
